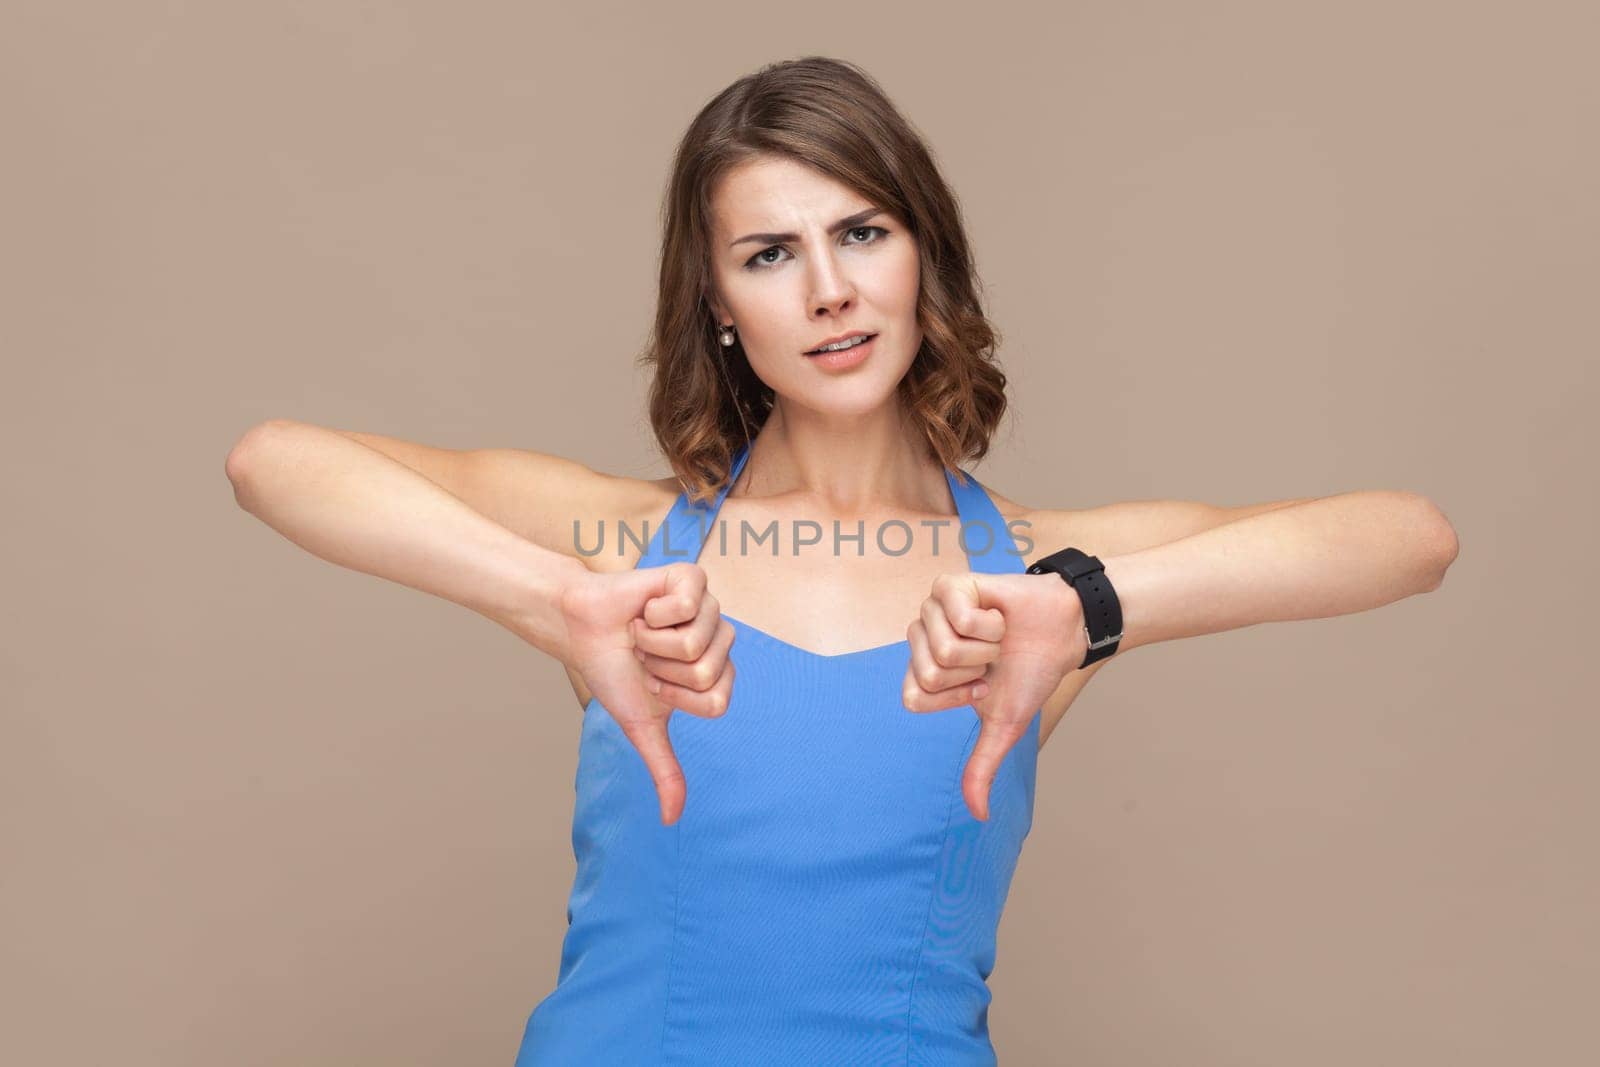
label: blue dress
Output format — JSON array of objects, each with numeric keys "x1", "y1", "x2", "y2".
[{"x1": 515, "y1": 442, "x2": 1042, "y2": 1065}]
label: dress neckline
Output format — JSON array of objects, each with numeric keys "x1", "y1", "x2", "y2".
[{"x1": 637, "y1": 441, "x2": 1021, "y2": 662}]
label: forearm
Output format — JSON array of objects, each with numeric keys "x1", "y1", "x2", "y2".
[
  {"x1": 1101, "y1": 491, "x2": 1458, "y2": 655},
  {"x1": 225, "y1": 422, "x2": 586, "y2": 659}
]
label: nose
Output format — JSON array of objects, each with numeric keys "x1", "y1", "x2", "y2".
[{"x1": 807, "y1": 247, "x2": 856, "y2": 318}]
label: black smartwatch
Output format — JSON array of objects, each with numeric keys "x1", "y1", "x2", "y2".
[{"x1": 1026, "y1": 547, "x2": 1124, "y2": 668}]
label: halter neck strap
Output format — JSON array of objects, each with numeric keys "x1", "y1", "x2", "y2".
[{"x1": 635, "y1": 441, "x2": 1023, "y2": 574}]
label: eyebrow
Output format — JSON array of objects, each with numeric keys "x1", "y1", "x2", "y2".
[{"x1": 728, "y1": 207, "x2": 885, "y2": 249}]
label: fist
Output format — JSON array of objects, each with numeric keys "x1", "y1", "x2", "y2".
[
  {"x1": 559, "y1": 562, "x2": 736, "y2": 825},
  {"x1": 902, "y1": 572, "x2": 1086, "y2": 820}
]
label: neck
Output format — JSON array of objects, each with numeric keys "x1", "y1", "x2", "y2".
[{"x1": 735, "y1": 402, "x2": 954, "y2": 516}]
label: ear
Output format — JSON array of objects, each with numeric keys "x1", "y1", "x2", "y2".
[{"x1": 704, "y1": 288, "x2": 730, "y2": 327}]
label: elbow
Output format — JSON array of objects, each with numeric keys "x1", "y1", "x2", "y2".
[
  {"x1": 225, "y1": 418, "x2": 297, "y2": 503},
  {"x1": 1429, "y1": 527, "x2": 1459, "y2": 590},
  {"x1": 1407, "y1": 493, "x2": 1459, "y2": 591}
]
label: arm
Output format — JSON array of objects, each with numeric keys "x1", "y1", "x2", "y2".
[
  {"x1": 913, "y1": 490, "x2": 1458, "y2": 814},
  {"x1": 1093, "y1": 490, "x2": 1459, "y2": 656},
  {"x1": 223, "y1": 419, "x2": 592, "y2": 660},
  {"x1": 327, "y1": 429, "x2": 622, "y2": 560}
]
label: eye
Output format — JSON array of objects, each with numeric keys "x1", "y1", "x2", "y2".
[
  {"x1": 746, "y1": 246, "x2": 788, "y2": 270},
  {"x1": 742, "y1": 225, "x2": 890, "y2": 272},
  {"x1": 846, "y1": 225, "x2": 889, "y2": 247}
]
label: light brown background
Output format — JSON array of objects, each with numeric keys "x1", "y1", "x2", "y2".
[{"x1": 4, "y1": 2, "x2": 1594, "y2": 1064}]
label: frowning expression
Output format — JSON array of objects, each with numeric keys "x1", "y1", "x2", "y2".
[{"x1": 707, "y1": 156, "x2": 922, "y2": 415}]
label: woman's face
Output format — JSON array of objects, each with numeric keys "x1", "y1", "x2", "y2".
[{"x1": 707, "y1": 156, "x2": 922, "y2": 417}]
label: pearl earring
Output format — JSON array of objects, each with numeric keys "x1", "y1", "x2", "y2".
[{"x1": 719, "y1": 324, "x2": 737, "y2": 347}]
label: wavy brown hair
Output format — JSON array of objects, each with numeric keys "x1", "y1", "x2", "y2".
[{"x1": 640, "y1": 56, "x2": 1008, "y2": 506}]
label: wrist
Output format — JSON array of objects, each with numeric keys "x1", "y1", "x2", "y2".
[
  {"x1": 499, "y1": 550, "x2": 591, "y2": 660},
  {"x1": 1045, "y1": 575, "x2": 1089, "y2": 670},
  {"x1": 1026, "y1": 546, "x2": 1126, "y2": 668}
]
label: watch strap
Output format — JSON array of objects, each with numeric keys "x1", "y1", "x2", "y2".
[{"x1": 1026, "y1": 546, "x2": 1124, "y2": 667}]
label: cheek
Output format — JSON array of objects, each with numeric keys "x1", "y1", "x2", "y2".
[
  {"x1": 731, "y1": 292, "x2": 795, "y2": 357},
  {"x1": 870, "y1": 248, "x2": 921, "y2": 313}
]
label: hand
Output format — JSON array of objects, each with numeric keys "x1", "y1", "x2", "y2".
[
  {"x1": 901, "y1": 572, "x2": 1086, "y2": 821},
  {"x1": 558, "y1": 562, "x2": 736, "y2": 826}
]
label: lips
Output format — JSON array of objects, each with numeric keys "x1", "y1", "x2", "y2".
[{"x1": 805, "y1": 332, "x2": 877, "y2": 355}]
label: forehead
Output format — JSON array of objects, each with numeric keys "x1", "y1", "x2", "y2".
[{"x1": 709, "y1": 156, "x2": 871, "y2": 235}]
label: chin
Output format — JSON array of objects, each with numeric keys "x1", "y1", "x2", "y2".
[{"x1": 793, "y1": 375, "x2": 910, "y2": 418}]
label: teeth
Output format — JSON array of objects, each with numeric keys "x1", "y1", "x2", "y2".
[{"x1": 810, "y1": 334, "x2": 871, "y2": 353}]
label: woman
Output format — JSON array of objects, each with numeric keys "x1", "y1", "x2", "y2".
[{"x1": 226, "y1": 56, "x2": 1457, "y2": 1065}]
